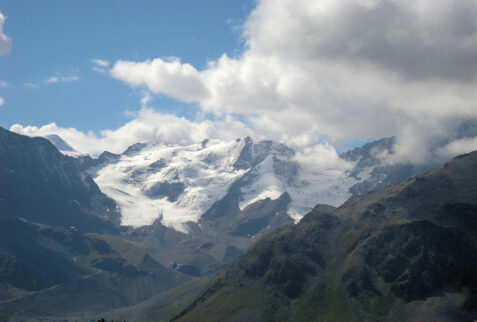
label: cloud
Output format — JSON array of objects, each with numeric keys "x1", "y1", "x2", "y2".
[
  {"x1": 45, "y1": 72, "x2": 79, "y2": 83},
  {"x1": 0, "y1": 80, "x2": 8, "y2": 88},
  {"x1": 12, "y1": 0, "x2": 477, "y2": 166},
  {"x1": 435, "y1": 137, "x2": 477, "y2": 160},
  {"x1": 293, "y1": 142, "x2": 352, "y2": 170},
  {"x1": 45, "y1": 76, "x2": 59, "y2": 83},
  {"x1": 11, "y1": 108, "x2": 347, "y2": 176},
  {"x1": 0, "y1": 96, "x2": 4, "y2": 106},
  {"x1": 10, "y1": 108, "x2": 254, "y2": 155},
  {"x1": 92, "y1": 58, "x2": 109, "y2": 67},
  {"x1": 61, "y1": 75, "x2": 79, "y2": 82},
  {"x1": 22, "y1": 82, "x2": 39, "y2": 88},
  {"x1": 0, "y1": 11, "x2": 11, "y2": 55},
  {"x1": 92, "y1": 58, "x2": 109, "y2": 73},
  {"x1": 108, "y1": 0, "x2": 477, "y2": 164},
  {"x1": 110, "y1": 57, "x2": 208, "y2": 102}
]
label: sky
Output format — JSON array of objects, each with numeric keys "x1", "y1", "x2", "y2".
[
  {"x1": 1, "y1": 0, "x2": 477, "y2": 164},
  {"x1": 0, "y1": 0, "x2": 254, "y2": 131}
]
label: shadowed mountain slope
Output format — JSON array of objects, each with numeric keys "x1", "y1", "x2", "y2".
[
  {"x1": 0, "y1": 127, "x2": 119, "y2": 232},
  {"x1": 0, "y1": 128, "x2": 190, "y2": 320},
  {"x1": 154, "y1": 151, "x2": 477, "y2": 322}
]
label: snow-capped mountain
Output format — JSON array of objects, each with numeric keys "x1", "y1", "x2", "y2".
[
  {"x1": 92, "y1": 139, "x2": 247, "y2": 232},
  {"x1": 85, "y1": 136, "x2": 426, "y2": 233},
  {"x1": 7, "y1": 128, "x2": 436, "y2": 279},
  {"x1": 340, "y1": 137, "x2": 433, "y2": 194}
]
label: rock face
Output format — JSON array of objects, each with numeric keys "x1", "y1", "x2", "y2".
[
  {"x1": 0, "y1": 128, "x2": 189, "y2": 320},
  {"x1": 162, "y1": 151, "x2": 477, "y2": 322},
  {"x1": 0, "y1": 127, "x2": 119, "y2": 232},
  {"x1": 233, "y1": 137, "x2": 296, "y2": 170}
]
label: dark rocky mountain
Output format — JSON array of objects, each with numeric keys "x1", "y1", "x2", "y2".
[
  {"x1": 145, "y1": 151, "x2": 477, "y2": 322},
  {"x1": 0, "y1": 128, "x2": 189, "y2": 320},
  {"x1": 0, "y1": 127, "x2": 119, "y2": 232}
]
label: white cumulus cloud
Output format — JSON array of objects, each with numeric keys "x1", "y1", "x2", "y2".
[
  {"x1": 108, "y1": 0, "x2": 477, "y2": 164},
  {"x1": 110, "y1": 57, "x2": 208, "y2": 103}
]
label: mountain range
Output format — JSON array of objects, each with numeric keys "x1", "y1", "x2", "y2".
[
  {"x1": 61, "y1": 133, "x2": 436, "y2": 280},
  {"x1": 1, "y1": 126, "x2": 475, "y2": 320},
  {"x1": 73, "y1": 136, "x2": 432, "y2": 232},
  {"x1": 142, "y1": 150, "x2": 477, "y2": 322}
]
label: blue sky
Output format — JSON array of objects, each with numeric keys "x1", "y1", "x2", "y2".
[{"x1": 0, "y1": 0, "x2": 254, "y2": 132}]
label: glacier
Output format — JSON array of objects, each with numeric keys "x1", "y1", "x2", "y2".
[{"x1": 90, "y1": 137, "x2": 365, "y2": 232}]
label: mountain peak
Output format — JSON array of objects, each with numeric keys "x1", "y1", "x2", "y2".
[
  {"x1": 122, "y1": 142, "x2": 150, "y2": 156},
  {"x1": 233, "y1": 137, "x2": 295, "y2": 170},
  {"x1": 340, "y1": 136, "x2": 395, "y2": 164}
]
